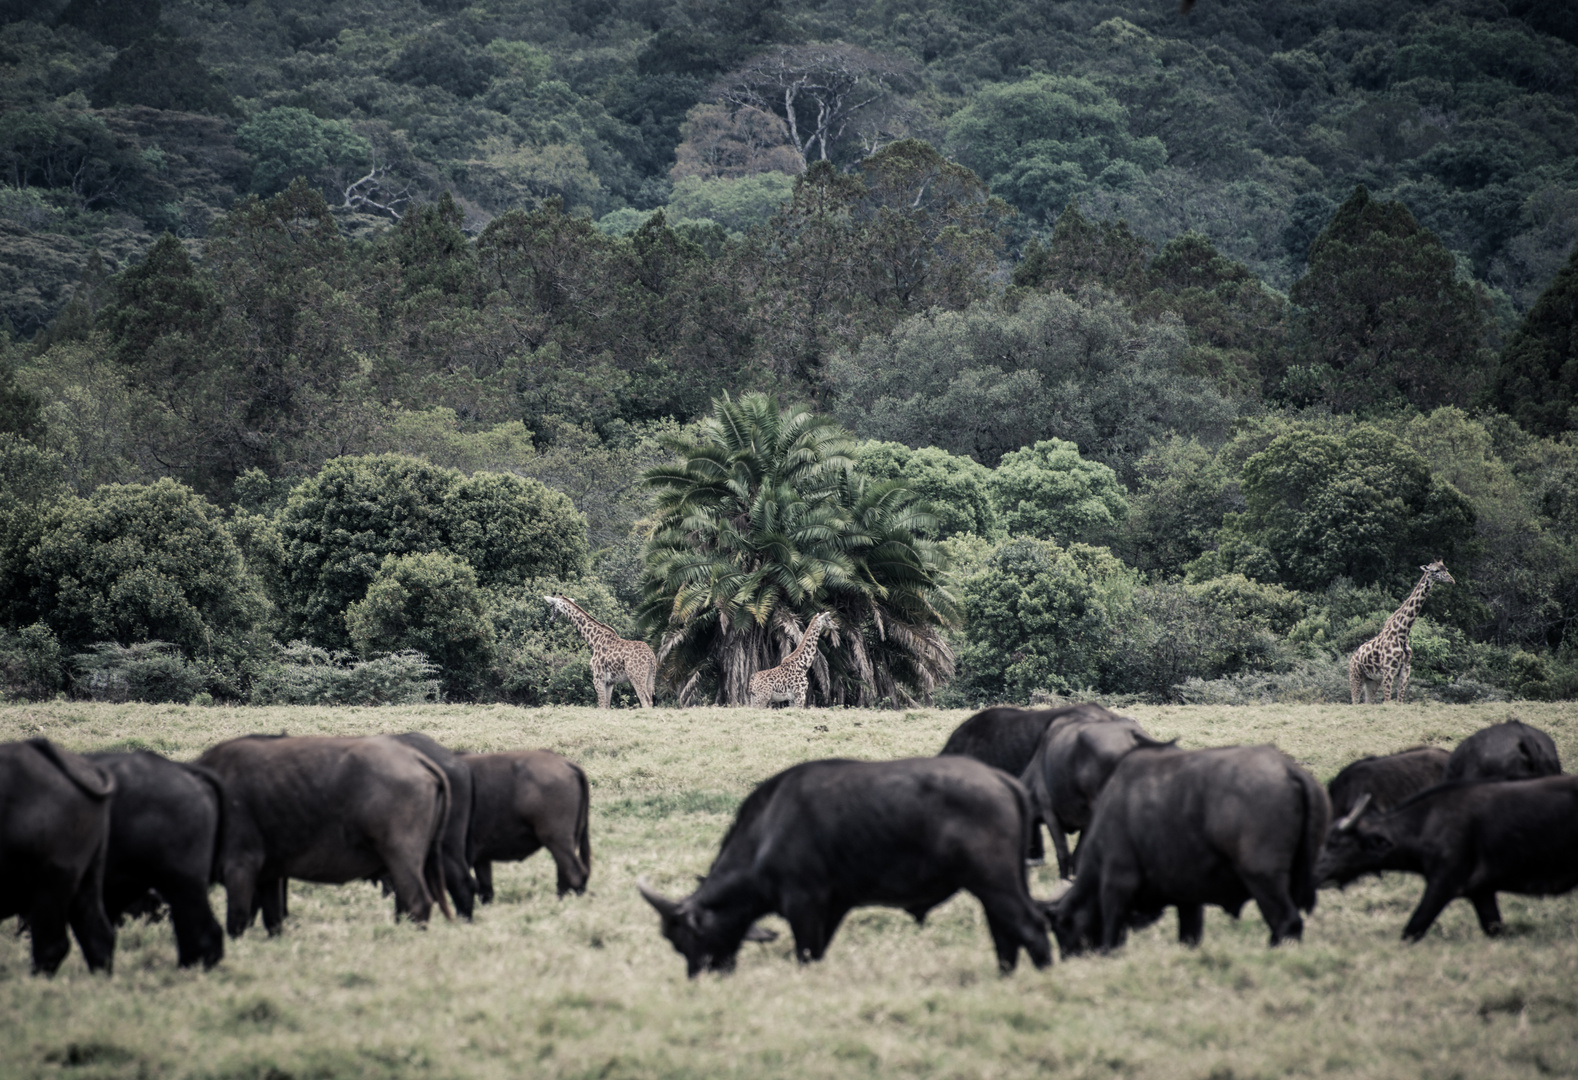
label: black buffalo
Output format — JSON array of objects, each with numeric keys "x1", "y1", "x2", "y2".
[
  {"x1": 1444, "y1": 720, "x2": 1561, "y2": 782},
  {"x1": 0, "y1": 739, "x2": 116, "y2": 975},
  {"x1": 196, "y1": 735, "x2": 453, "y2": 937},
  {"x1": 461, "y1": 750, "x2": 590, "y2": 900},
  {"x1": 1326, "y1": 746, "x2": 1450, "y2": 820},
  {"x1": 939, "y1": 703, "x2": 1123, "y2": 861},
  {"x1": 390, "y1": 733, "x2": 478, "y2": 918},
  {"x1": 1019, "y1": 712, "x2": 1170, "y2": 878},
  {"x1": 1316, "y1": 776, "x2": 1578, "y2": 940},
  {"x1": 86, "y1": 751, "x2": 225, "y2": 969},
  {"x1": 1049, "y1": 745, "x2": 1329, "y2": 954},
  {"x1": 639, "y1": 756, "x2": 1051, "y2": 976}
]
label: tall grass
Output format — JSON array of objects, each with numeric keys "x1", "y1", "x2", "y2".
[{"x1": 1, "y1": 700, "x2": 1575, "y2": 1079}]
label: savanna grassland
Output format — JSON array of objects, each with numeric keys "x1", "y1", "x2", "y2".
[{"x1": 2, "y1": 700, "x2": 1577, "y2": 1080}]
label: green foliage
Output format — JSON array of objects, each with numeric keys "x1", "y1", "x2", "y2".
[
  {"x1": 951, "y1": 537, "x2": 1134, "y2": 703},
  {"x1": 852, "y1": 441, "x2": 999, "y2": 541},
  {"x1": 666, "y1": 172, "x2": 795, "y2": 233},
  {"x1": 0, "y1": 623, "x2": 64, "y2": 700},
  {"x1": 1214, "y1": 424, "x2": 1478, "y2": 592},
  {"x1": 72, "y1": 640, "x2": 215, "y2": 704},
  {"x1": 1489, "y1": 242, "x2": 1578, "y2": 437},
  {"x1": 249, "y1": 641, "x2": 440, "y2": 706},
  {"x1": 1120, "y1": 437, "x2": 1235, "y2": 580},
  {"x1": 1285, "y1": 186, "x2": 1495, "y2": 412},
  {"x1": 346, "y1": 552, "x2": 496, "y2": 700},
  {"x1": 25, "y1": 478, "x2": 269, "y2": 666},
  {"x1": 987, "y1": 438, "x2": 1128, "y2": 547},
  {"x1": 487, "y1": 576, "x2": 631, "y2": 707},
  {"x1": 236, "y1": 108, "x2": 370, "y2": 196},
  {"x1": 90, "y1": 35, "x2": 237, "y2": 115},
  {"x1": 272, "y1": 454, "x2": 587, "y2": 650},
  {"x1": 639, "y1": 392, "x2": 956, "y2": 706}
]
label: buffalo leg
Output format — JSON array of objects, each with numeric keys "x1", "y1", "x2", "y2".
[
  {"x1": 547, "y1": 841, "x2": 589, "y2": 897},
  {"x1": 67, "y1": 880, "x2": 115, "y2": 974},
  {"x1": 979, "y1": 889, "x2": 1052, "y2": 972},
  {"x1": 475, "y1": 860, "x2": 495, "y2": 904},
  {"x1": 162, "y1": 878, "x2": 223, "y2": 969},
  {"x1": 1050, "y1": 816, "x2": 1074, "y2": 880},
  {"x1": 223, "y1": 860, "x2": 260, "y2": 938},
  {"x1": 1470, "y1": 890, "x2": 1504, "y2": 937},
  {"x1": 1242, "y1": 873, "x2": 1302, "y2": 945},
  {"x1": 443, "y1": 856, "x2": 476, "y2": 920},
  {"x1": 1097, "y1": 873, "x2": 1139, "y2": 952},
  {"x1": 1402, "y1": 879, "x2": 1457, "y2": 943},
  {"x1": 26, "y1": 880, "x2": 74, "y2": 976},
  {"x1": 782, "y1": 892, "x2": 837, "y2": 962},
  {"x1": 259, "y1": 875, "x2": 288, "y2": 936},
  {"x1": 1176, "y1": 904, "x2": 1204, "y2": 947}
]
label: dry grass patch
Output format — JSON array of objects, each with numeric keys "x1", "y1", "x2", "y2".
[{"x1": 1, "y1": 700, "x2": 1575, "y2": 1079}]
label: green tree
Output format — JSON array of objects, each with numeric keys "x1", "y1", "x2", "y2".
[
  {"x1": 1286, "y1": 186, "x2": 1494, "y2": 412},
  {"x1": 345, "y1": 552, "x2": 496, "y2": 699},
  {"x1": 272, "y1": 454, "x2": 586, "y2": 649},
  {"x1": 1487, "y1": 242, "x2": 1578, "y2": 437},
  {"x1": 638, "y1": 392, "x2": 957, "y2": 706},
  {"x1": 987, "y1": 439, "x2": 1129, "y2": 547},
  {"x1": 25, "y1": 478, "x2": 269, "y2": 668},
  {"x1": 236, "y1": 107, "x2": 370, "y2": 196},
  {"x1": 853, "y1": 441, "x2": 999, "y2": 540},
  {"x1": 1121, "y1": 437, "x2": 1236, "y2": 580}
]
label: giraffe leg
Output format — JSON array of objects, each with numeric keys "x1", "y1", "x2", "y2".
[
  {"x1": 1381, "y1": 665, "x2": 1396, "y2": 704},
  {"x1": 1396, "y1": 660, "x2": 1411, "y2": 703},
  {"x1": 634, "y1": 665, "x2": 653, "y2": 708},
  {"x1": 595, "y1": 675, "x2": 612, "y2": 710},
  {"x1": 1349, "y1": 656, "x2": 1363, "y2": 705}
]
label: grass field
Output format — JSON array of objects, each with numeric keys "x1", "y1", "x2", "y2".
[{"x1": 2, "y1": 700, "x2": 1576, "y2": 1080}]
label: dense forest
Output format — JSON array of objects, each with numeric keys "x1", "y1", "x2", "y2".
[{"x1": 1, "y1": 0, "x2": 1576, "y2": 707}]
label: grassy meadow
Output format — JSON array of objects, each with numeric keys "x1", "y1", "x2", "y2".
[{"x1": 1, "y1": 699, "x2": 1576, "y2": 1080}]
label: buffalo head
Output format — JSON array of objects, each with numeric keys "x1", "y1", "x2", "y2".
[
  {"x1": 638, "y1": 880, "x2": 776, "y2": 977},
  {"x1": 1315, "y1": 793, "x2": 1395, "y2": 886}
]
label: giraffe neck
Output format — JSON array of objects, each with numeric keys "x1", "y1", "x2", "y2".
[
  {"x1": 1385, "y1": 573, "x2": 1434, "y2": 636},
  {"x1": 786, "y1": 617, "x2": 825, "y2": 671},
  {"x1": 557, "y1": 599, "x2": 610, "y2": 645}
]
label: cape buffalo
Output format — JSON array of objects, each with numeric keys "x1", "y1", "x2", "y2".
[
  {"x1": 1019, "y1": 713, "x2": 1172, "y2": 878},
  {"x1": 390, "y1": 733, "x2": 478, "y2": 918},
  {"x1": 1444, "y1": 720, "x2": 1561, "y2": 782},
  {"x1": 639, "y1": 757, "x2": 1052, "y2": 976},
  {"x1": 86, "y1": 751, "x2": 225, "y2": 969},
  {"x1": 0, "y1": 739, "x2": 116, "y2": 975},
  {"x1": 1316, "y1": 776, "x2": 1578, "y2": 941},
  {"x1": 461, "y1": 750, "x2": 590, "y2": 900},
  {"x1": 1049, "y1": 745, "x2": 1328, "y2": 954},
  {"x1": 196, "y1": 735, "x2": 453, "y2": 937},
  {"x1": 1326, "y1": 746, "x2": 1450, "y2": 820},
  {"x1": 939, "y1": 703, "x2": 1124, "y2": 862}
]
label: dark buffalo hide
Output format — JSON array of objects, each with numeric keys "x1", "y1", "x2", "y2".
[
  {"x1": 461, "y1": 750, "x2": 590, "y2": 900},
  {"x1": 1444, "y1": 721, "x2": 1561, "y2": 782},
  {"x1": 390, "y1": 733, "x2": 478, "y2": 918},
  {"x1": 0, "y1": 739, "x2": 116, "y2": 974},
  {"x1": 1326, "y1": 746, "x2": 1449, "y2": 820},
  {"x1": 640, "y1": 756, "x2": 1051, "y2": 976}
]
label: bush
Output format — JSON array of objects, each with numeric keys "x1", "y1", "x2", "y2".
[
  {"x1": 346, "y1": 552, "x2": 496, "y2": 699},
  {"x1": 0, "y1": 623, "x2": 64, "y2": 700},
  {"x1": 249, "y1": 641, "x2": 441, "y2": 706},
  {"x1": 1174, "y1": 654, "x2": 1353, "y2": 706},
  {"x1": 1112, "y1": 580, "x2": 1288, "y2": 701},
  {"x1": 853, "y1": 441, "x2": 999, "y2": 540},
  {"x1": 987, "y1": 438, "x2": 1129, "y2": 546},
  {"x1": 486, "y1": 577, "x2": 633, "y2": 706},
  {"x1": 73, "y1": 641, "x2": 215, "y2": 704}
]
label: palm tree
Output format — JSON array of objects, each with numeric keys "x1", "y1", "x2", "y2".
[{"x1": 638, "y1": 392, "x2": 957, "y2": 706}]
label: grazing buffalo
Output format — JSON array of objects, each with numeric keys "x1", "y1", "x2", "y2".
[
  {"x1": 1444, "y1": 720, "x2": 1561, "y2": 782},
  {"x1": 639, "y1": 756, "x2": 1051, "y2": 976},
  {"x1": 0, "y1": 739, "x2": 116, "y2": 975},
  {"x1": 1020, "y1": 712, "x2": 1171, "y2": 879},
  {"x1": 1316, "y1": 776, "x2": 1578, "y2": 941},
  {"x1": 1049, "y1": 745, "x2": 1329, "y2": 954},
  {"x1": 1326, "y1": 746, "x2": 1450, "y2": 820},
  {"x1": 86, "y1": 751, "x2": 225, "y2": 969},
  {"x1": 461, "y1": 750, "x2": 590, "y2": 900},
  {"x1": 196, "y1": 735, "x2": 452, "y2": 937},
  {"x1": 390, "y1": 733, "x2": 478, "y2": 918},
  {"x1": 939, "y1": 703, "x2": 1124, "y2": 862}
]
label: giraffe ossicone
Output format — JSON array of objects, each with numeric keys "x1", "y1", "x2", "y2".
[
  {"x1": 544, "y1": 595, "x2": 657, "y2": 709},
  {"x1": 748, "y1": 612, "x2": 834, "y2": 709},
  {"x1": 1349, "y1": 560, "x2": 1454, "y2": 705}
]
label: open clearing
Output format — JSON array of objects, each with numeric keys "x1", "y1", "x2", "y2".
[{"x1": 2, "y1": 700, "x2": 1576, "y2": 1080}]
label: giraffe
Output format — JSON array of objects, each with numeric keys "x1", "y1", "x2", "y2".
[
  {"x1": 544, "y1": 595, "x2": 657, "y2": 708},
  {"x1": 747, "y1": 612, "x2": 833, "y2": 708},
  {"x1": 1349, "y1": 560, "x2": 1455, "y2": 704}
]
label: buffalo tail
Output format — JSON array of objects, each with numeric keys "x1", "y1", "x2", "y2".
[
  {"x1": 418, "y1": 757, "x2": 455, "y2": 921},
  {"x1": 571, "y1": 760, "x2": 592, "y2": 877},
  {"x1": 1289, "y1": 763, "x2": 1330, "y2": 913}
]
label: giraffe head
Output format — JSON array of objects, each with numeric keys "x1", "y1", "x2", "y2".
[
  {"x1": 1419, "y1": 560, "x2": 1455, "y2": 586},
  {"x1": 543, "y1": 595, "x2": 572, "y2": 620}
]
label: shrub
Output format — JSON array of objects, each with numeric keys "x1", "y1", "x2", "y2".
[
  {"x1": 487, "y1": 577, "x2": 632, "y2": 707},
  {"x1": 346, "y1": 552, "x2": 495, "y2": 699},
  {"x1": 853, "y1": 441, "x2": 999, "y2": 540},
  {"x1": 0, "y1": 623, "x2": 64, "y2": 700},
  {"x1": 249, "y1": 642, "x2": 440, "y2": 706},
  {"x1": 987, "y1": 438, "x2": 1129, "y2": 546},
  {"x1": 72, "y1": 641, "x2": 215, "y2": 704}
]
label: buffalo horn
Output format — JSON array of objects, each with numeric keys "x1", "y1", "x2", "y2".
[
  {"x1": 742, "y1": 923, "x2": 778, "y2": 943},
  {"x1": 636, "y1": 878, "x2": 679, "y2": 917},
  {"x1": 1335, "y1": 792, "x2": 1373, "y2": 832}
]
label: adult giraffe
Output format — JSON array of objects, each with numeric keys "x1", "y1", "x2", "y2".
[
  {"x1": 1349, "y1": 560, "x2": 1455, "y2": 704},
  {"x1": 747, "y1": 612, "x2": 833, "y2": 708},
  {"x1": 544, "y1": 596, "x2": 657, "y2": 708}
]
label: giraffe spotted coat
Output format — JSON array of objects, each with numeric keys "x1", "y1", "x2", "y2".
[
  {"x1": 544, "y1": 595, "x2": 657, "y2": 708},
  {"x1": 1349, "y1": 561, "x2": 1455, "y2": 704},
  {"x1": 748, "y1": 613, "x2": 832, "y2": 708}
]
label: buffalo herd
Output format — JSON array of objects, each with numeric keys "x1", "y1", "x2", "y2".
[
  {"x1": 2, "y1": 710, "x2": 1573, "y2": 980},
  {"x1": 0, "y1": 732, "x2": 589, "y2": 975}
]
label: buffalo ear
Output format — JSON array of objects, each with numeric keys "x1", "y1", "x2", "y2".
[
  {"x1": 742, "y1": 923, "x2": 778, "y2": 943},
  {"x1": 637, "y1": 879, "x2": 680, "y2": 919}
]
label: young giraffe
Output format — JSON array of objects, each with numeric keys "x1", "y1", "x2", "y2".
[
  {"x1": 544, "y1": 595, "x2": 657, "y2": 708},
  {"x1": 748, "y1": 612, "x2": 833, "y2": 708},
  {"x1": 1349, "y1": 560, "x2": 1455, "y2": 704}
]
